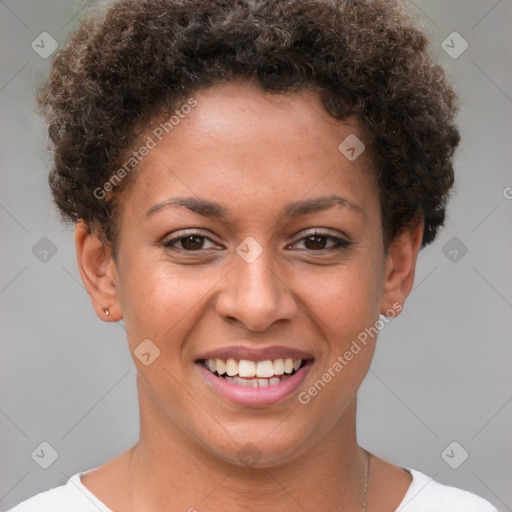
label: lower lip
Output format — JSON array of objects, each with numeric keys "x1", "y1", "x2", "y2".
[{"x1": 196, "y1": 360, "x2": 313, "y2": 407}]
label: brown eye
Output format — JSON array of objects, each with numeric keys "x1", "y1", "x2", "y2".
[
  {"x1": 164, "y1": 233, "x2": 217, "y2": 251},
  {"x1": 304, "y1": 235, "x2": 328, "y2": 250},
  {"x1": 180, "y1": 235, "x2": 205, "y2": 250},
  {"x1": 291, "y1": 232, "x2": 352, "y2": 252}
]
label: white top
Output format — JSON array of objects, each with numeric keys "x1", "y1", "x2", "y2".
[{"x1": 7, "y1": 466, "x2": 499, "y2": 512}]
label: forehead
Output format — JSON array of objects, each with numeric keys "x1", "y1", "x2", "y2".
[
  {"x1": 165, "y1": 80, "x2": 370, "y2": 157},
  {"x1": 121, "y1": 80, "x2": 378, "y2": 221}
]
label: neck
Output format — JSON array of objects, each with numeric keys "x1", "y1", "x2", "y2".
[{"x1": 128, "y1": 393, "x2": 369, "y2": 512}]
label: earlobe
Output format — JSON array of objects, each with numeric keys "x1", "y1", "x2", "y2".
[
  {"x1": 75, "y1": 221, "x2": 122, "y2": 321},
  {"x1": 380, "y1": 219, "x2": 424, "y2": 316}
]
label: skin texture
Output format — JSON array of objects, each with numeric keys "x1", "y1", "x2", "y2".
[{"x1": 76, "y1": 80, "x2": 422, "y2": 511}]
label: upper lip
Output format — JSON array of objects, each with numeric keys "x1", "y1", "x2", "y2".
[{"x1": 196, "y1": 345, "x2": 314, "y2": 362}]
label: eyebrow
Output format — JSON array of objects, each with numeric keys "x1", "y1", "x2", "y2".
[{"x1": 145, "y1": 194, "x2": 363, "y2": 219}]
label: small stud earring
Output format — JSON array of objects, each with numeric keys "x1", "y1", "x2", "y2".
[{"x1": 103, "y1": 307, "x2": 110, "y2": 317}]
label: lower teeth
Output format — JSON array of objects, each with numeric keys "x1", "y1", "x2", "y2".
[{"x1": 219, "y1": 373, "x2": 293, "y2": 387}]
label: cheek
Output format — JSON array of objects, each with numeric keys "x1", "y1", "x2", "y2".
[
  {"x1": 295, "y1": 256, "x2": 384, "y2": 336},
  {"x1": 116, "y1": 255, "x2": 223, "y2": 351},
  {"x1": 295, "y1": 265, "x2": 381, "y2": 415}
]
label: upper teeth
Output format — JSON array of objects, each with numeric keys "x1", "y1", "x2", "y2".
[{"x1": 205, "y1": 358, "x2": 302, "y2": 378}]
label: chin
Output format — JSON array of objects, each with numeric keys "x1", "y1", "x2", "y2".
[{"x1": 195, "y1": 420, "x2": 315, "y2": 470}]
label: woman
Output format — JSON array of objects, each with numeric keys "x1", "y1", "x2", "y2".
[{"x1": 9, "y1": 0, "x2": 499, "y2": 510}]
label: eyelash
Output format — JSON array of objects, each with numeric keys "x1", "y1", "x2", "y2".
[{"x1": 163, "y1": 230, "x2": 352, "y2": 253}]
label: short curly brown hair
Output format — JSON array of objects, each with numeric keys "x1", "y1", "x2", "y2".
[{"x1": 37, "y1": 0, "x2": 460, "y2": 254}]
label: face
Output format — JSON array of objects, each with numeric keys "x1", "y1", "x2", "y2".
[{"x1": 79, "y1": 80, "x2": 419, "y2": 468}]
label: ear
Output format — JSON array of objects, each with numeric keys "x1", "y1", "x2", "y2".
[
  {"x1": 380, "y1": 219, "x2": 424, "y2": 316},
  {"x1": 75, "y1": 221, "x2": 122, "y2": 322}
]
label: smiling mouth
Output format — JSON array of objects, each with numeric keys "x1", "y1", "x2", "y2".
[{"x1": 199, "y1": 358, "x2": 309, "y2": 388}]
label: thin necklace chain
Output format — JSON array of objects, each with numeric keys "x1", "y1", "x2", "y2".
[
  {"x1": 129, "y1": 446, "x2": 372, "y2": 511},
  {"x1": 128, "y1": 446, "x2": 135, "y2": 512},
  {"x1": 362, "y1": 448, "x2": 372, "y2": 512}
]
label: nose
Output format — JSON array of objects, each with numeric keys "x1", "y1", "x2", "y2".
[{"x1": 215, "y1": 247, "x2": 297, "y2": 332}]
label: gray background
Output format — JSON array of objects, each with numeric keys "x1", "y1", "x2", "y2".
[{"x1": 1, "y1": 0, "x2": 511, "y2": 510}]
